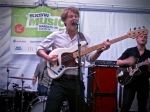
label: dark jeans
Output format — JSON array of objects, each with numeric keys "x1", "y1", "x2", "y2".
[
  {"x1": 44, "y1": 77, "x2": 86, "y2": 112},
  {"x1": 38, "y1": 85, "x2": 48, "y2": 96},
  {"x1": 121, "y1": 77, "x2": 149, "y2": 112}
]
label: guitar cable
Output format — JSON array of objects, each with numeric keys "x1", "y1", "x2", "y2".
[{"x1": 47, "y1": 66, "x2": 59, "y2": 75}]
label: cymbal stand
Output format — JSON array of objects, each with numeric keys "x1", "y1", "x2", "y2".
[
  {"x1": 21, "y1": 74, "x2": 25, "y2": 112},
  {"x1": 12, "y1": 84, "x2": 18, "y2": 112},
  {"x1": 5, "y1": 67, "x2": 10, "y2": 112}
]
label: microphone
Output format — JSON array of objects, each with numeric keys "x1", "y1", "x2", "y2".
[
  {"x1": 86, "y1": 72, "x2": 96, "y2": 78},
  {"x1": 72, "y1": 20, "x2": 79, "y2": 25}
]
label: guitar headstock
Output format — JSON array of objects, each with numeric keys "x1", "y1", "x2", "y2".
[{"x1": 127, "y1": 27, "x2": 148, "y2": 39}]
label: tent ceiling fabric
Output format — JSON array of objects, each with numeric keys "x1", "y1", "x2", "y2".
[
  {"x1": 0, "y1": 0, "x2": 150, "y2": 13},
  {"x1": 0, "y1": 0, "x2": 42, "y2": 7},
  {"x1": 43, "y1": 0, "x2": 150, "y2": 13},
  {"x1": 43, "y1": 0, "x2": 150, "y2": 8}
]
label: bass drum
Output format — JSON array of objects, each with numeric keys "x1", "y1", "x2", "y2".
[{"x1": 27, "y1": 96, "x2": 70, "y2": 112}]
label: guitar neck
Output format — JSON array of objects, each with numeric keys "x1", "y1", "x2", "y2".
[
  {"x1": 137, "y1": 58, "x2": 150, "y2": 67},
  {"x1": 138, "y1": 62, "x2": 145, "y2": 67},
  {"x1": 73, "y1": 35, "x2": 128, "y2": 58}
]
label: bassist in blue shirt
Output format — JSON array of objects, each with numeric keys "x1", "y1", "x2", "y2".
[{"x1": 117, "y1": 33, "x2": 150, "y2": 112}]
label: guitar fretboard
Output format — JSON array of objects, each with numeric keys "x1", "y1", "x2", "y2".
[{"x1": 73, "y1": 35, "x2": 128, "y2": 58}]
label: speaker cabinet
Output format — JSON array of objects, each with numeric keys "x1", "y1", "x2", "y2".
[{"x1": 87, "y1": 66, "x2": 118, "y2": 112}]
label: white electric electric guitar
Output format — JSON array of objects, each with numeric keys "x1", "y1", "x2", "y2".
[{"x1": 47, "y1": 28, "x2": 148, "y2": 79}]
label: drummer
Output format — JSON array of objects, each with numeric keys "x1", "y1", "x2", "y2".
[{"x1": 32, "y1": 50, "x2": 52, "y2": 96}]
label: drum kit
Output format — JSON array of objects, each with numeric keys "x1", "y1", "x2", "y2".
[{"x1": 0, "y1": 64, "x2": 70, "y2": 112}]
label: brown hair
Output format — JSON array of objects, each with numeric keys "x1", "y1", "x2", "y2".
[{"x1": 61, "y1": 6, "x2": 79, "y2": 22}]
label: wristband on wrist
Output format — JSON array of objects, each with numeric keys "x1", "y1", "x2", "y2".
[{"x1": 97, "y1": 49, "x2": 103, "y2": 54}]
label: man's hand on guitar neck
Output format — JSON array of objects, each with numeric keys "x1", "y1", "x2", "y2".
[
  {"x1": 144, "y1": 58, "x2": 150, "y2": 72},
  {"x1": 91, "y1": 39, "x2": 110, "y2": 62},
  {"x1": 144, "y1": 58, "x2": 150, "y2": 67},
  {"x1": 97, "y1": 39, "x2": 110, "y2": 53}
]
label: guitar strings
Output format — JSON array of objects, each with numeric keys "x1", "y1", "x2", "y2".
[{"x1": 61, "y1": 54, "x2": 74, "y2": 62}]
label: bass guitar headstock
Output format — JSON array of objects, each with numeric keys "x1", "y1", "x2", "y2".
[{"x1": 127, "y1": 26, "x2": 148, "y2": 39}]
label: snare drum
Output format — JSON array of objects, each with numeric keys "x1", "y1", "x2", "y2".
[
  {"x1": 14, "y1": 89, "x2": 38, "y2": 112},
  {"x1": 27, "y1": 96, "x2": 70, "y2": 112}
]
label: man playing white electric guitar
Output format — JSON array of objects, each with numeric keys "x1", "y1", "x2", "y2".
[{"x1": 37, "y1": 6, "x2": 110, "y2": 112}]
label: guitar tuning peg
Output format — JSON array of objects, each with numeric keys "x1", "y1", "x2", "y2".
[
  {"x1": 138, "y1": 27, "x2": 141, "y2": 29},
  {"x1": 143, "y1": 26, "x2": 145, "y2": 28},
  {"x1": 134, "y1": 27, "x2": 136, "y2": 30}
]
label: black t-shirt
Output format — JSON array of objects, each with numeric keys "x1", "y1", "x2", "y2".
[{"x1": 118, "y1": 46, "x2": 150, "y2": 78}]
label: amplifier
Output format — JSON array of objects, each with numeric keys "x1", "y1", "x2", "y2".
[
  {"x1": 87, "y1": 66, "x2": 118, "y2": 112},
  {"x1": 95, "y1": 60, "x2": 117, "y2": 67}
]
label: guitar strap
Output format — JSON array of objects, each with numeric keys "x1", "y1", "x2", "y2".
[
  {"x1": 78, "y1": 32, "x2": 88, "y2": 45},
  {"x1": 40, "y1": 65, "x2": 47, "y2": 82}
]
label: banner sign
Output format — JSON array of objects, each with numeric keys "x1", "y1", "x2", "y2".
[{"x1": 10, "y1": 6, "x2": 65, "y2": 54}]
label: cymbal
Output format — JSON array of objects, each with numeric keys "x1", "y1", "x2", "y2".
[
  {"x1": 0, "y1": 65, "x2": 20, "y2": 69},
  {"x1": 9, "y1": 76, "x2": 33, "y2": 80}
]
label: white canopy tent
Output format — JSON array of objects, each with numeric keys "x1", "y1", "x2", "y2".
[
  {"x1": 0, "y1": 1, "x2": 150, "y2": 111},
  {"x1": 0, "y1": 0, "x2": 42, "y2": 7}
]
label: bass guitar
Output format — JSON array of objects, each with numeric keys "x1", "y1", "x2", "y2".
[
  {"x1": 117, "y1": 58, "x2": 150, "y2": 85},
  {"x1": 47, "y1": 28, "x2": 148, "y2": 79}
]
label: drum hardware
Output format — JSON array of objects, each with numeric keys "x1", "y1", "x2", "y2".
[
  {"x1": 0, "y1": 90, "x2": 16, "y2": 112},
  {"x1": 17, "y1": 84, "x2": 30, "y2": 89},
  {"x1": 9, "y1": 74, "x2": 34, "y2": 112},
  {"x1": 20, "y1": 74, "x2": 34, "y2": 112},
  {"x1": 26, "y1": 96, "x2": 47, "y2": 112},
  {"x1": 60, "y1": 99, "x2": 70, "y2": 112},
  {"x1": 21, "y1": 75, "x2": 25, "y2": 112},
  {"x1": 26, "y1": 96, "x2": 70, "y2": 112},
  {"x1": 15, "y1": 88, "x2": 38, "y2": 112},
  {"x1": 0, "y1": 64, "x2": 20, "y2": 112}
]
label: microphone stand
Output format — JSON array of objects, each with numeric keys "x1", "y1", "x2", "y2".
[{"x1": 76, "y1": 24, "x2": 82, "y2": 112}]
